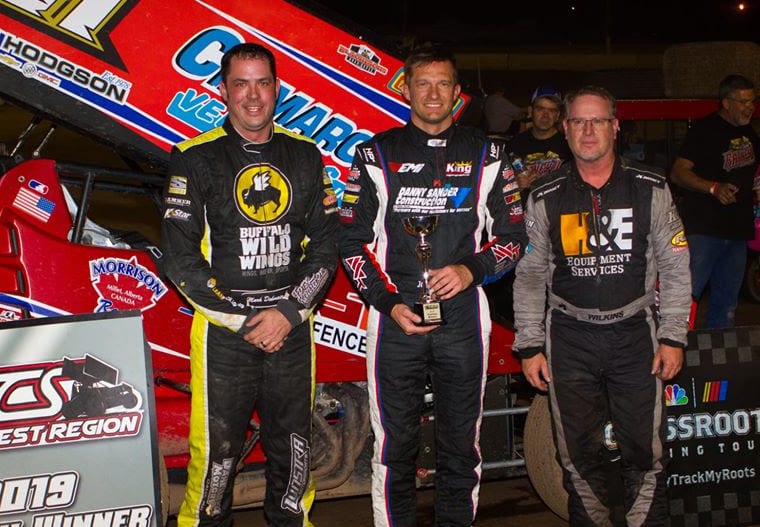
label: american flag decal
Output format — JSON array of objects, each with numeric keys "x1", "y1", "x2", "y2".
[
  {"x1": 12, "y1": 187, "x2": 55, "y2": 222},
  {"x1": 491, "y1": 242, "x2": 521, "y2": 263}
]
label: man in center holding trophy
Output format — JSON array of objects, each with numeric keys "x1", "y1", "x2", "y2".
[{"x1": 339, "y1": 46, "x2": 528, "y2": 527}]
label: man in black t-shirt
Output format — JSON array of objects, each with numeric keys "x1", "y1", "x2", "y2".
[
  {"x1": 670, "y1": 74, "x2": 759, "y2": 329},
  {"x1": 508, "y1": 85, "x2": 572, "y2": 194}
]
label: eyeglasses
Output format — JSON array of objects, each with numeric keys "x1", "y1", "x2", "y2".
[{"x1": 566, "y1": 117, "x2": 615, "y2": 129}]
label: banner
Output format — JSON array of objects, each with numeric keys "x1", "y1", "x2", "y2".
[
  {"x1": 0, "y1": 310, "x2": 162, "y2": 527},
  {"x1": 666, "y1": 326, "x2": 760, "y2": 526}
]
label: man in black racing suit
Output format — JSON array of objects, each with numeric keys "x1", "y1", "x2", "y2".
[
  {"x1": 161, "y1": 43, "x2": 338, "y2": 527},
  {"x1": 513, "y1": 85, "x2": 691, "y2": 526},
  {"x1": 339, "y1": 47, "x2": 527, "y2": 527}
]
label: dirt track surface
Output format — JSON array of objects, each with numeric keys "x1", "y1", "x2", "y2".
[{"x1": 166, "y1": 477, "x2": 569, "y2": 527}]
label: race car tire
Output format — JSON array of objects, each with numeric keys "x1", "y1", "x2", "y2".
[{"x1": 523, "y1": 393, "x2": 568, "y2": 521}]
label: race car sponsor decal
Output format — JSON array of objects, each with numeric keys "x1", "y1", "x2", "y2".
[
  {"x1": 0, "y1": 0, "x2": 137, "y2": 68},
  {"x1": 390, "y1": 162, "x2": 424, "y2": 174},
  {"x1": 502, "y1": 181, "x2": 518, "y2": 193},
  {"x1": 28, "y1": 179, "x2": 48, "y2": 194},
  {"x1": 342, "y1": 256, "x2": 367, "y2": 291},
  {"x1": 490, "y1": 241, "x2": 521, "y2": 264},
  {"x1": 336, "y1": 43, "x2": 388, "y2": 76},
  {"x1": 238, "y1": 224, "x2": 292, "y2": 275},
  {"x1": 235, "y1": 163, "x2": 292, "y2": 224},
  {"x1": 0, "y1": 304, "x2": 22, "y2": 322},
  {"x1": 671, "y1": 229, "x2": 688, "y2": 251},
  {"x1": 560, "y1": 208, "x2": 633, "y2": 277},
  {"x1": 321, "y1": 168, "x2": 338, "y2": 214},
  {"x1": 165, "y1": 195, "x2": 191, "y2": 207},
  {"x1": 164, "y1": 207, "x2": 191, "y2": 221},
  {"x1": 291, "y1": 268, "x2": 331, "y2": 307},
  {"x1": 0, "y1": 30, "x2": 131, "y2": 103},
  {"x1": 204, "y1": 458, "x2": 234, "y2": 517},
  {"x1": 393, "y1": 185, "x2": 472, "y2": 214},
  {"x1": 445, "y1": 161, "x2": 472, "y2": 177},
  {"x1": 509, "y1": 204, "x2": 524, "y2": 223},
  {"x1": 89, "y1": 256, "x2": 168, "y2": 312},
  {"x1": 0, "y1": 354, "x2": 144, "y2": 450},
  {"x1": 504, "y1": 192, "x2": 521, "y2": 205},
  {"x1": 167, "y1": 175, "x2": 187, "y2": 195}
]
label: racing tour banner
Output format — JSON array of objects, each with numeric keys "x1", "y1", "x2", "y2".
[
  {"x1": 0, "y1": 310, "x2": 162, "y2": 527},
  {"x1": 665, "y1": 325, "x2": 760, "y2": 526}
]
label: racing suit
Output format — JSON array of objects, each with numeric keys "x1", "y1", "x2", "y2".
[
  {"x1": 161, "y1": 119, "x2": 339, "y2": 527},
  {"x1": 339, "y1": 122, "x2": 527, "y2": 526},
  {"x1": 513, "y1": 157, "x2": 691, "y2": 526}
]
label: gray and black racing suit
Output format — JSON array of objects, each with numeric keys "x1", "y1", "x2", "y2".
[
  {"x1": 513, "y1": 157, "x2": 691, "y2": 526},
  {"x1": 339, "y1": 122, "x2": 527, "y2": 527},
  {"x1": 161, "y1": 119, "x2": 338, "y2": 527}
]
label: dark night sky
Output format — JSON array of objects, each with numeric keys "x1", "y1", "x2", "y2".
[{"x1": 313, "y1": 0, "x2": 759, "y2": 50}]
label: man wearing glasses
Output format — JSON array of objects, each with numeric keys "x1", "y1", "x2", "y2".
[
  {"x1": 512, "y1": 85, "x2": 692, "y2": 526},
  {"x1": 670, "y1": 74, "x2": 759, "y2": 329}
]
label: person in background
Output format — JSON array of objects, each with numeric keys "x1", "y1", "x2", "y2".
[
  {"x1": 161, "y1": 42, "x2": 339, "y2": 527},
  {"x1": 485, "y1": 86, "x2": 572, "y2": 321},
  {"x1": 483, "y1": 85, "x2": 525, "y2": 140},
  {"x1": 508, "y1": 85, "x2": 572, "y2": 194},
  {"x1": 513, "y1": 85, "x2": 692, "y2": 526},
  {"x1": 670, "y1": 73, "x2": 759, "y2": 329},
  {"x1": 339, "y1": 46, "x2": 527, "y2": 527}
]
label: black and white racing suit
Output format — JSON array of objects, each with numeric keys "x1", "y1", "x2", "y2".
[
  {"x1": 161, "y1": 120, "x2": 339, "y2": 527},
  {"x1": 513, "y1": 157, "x2": 691, "y2": 526},
  {"x1": 339, "y1": 123, "x2": 527, "y2": 527}
]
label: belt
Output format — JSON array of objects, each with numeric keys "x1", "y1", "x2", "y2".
[{"x1": 547, "y1": 290, "x2": 655, "y2": 324}]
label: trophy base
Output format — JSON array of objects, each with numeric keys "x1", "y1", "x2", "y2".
[{"x1": 414, "y1": 301, "x2": 445, "y2": 326}]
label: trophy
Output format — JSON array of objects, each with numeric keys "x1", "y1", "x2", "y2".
[{"x1": 402, "y1": 215, "x2": 444, "y2": 325}]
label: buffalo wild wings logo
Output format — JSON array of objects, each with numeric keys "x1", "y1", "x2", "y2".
[
  {"x1": 235, "y1": 164, "x2": 292, "y2": 224},
  {"x1": 0, "y1": 354, "x2": 143, "y2": 451}
]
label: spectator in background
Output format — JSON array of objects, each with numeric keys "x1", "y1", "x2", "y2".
[
  {"x1": 670, "y1": 74, "x2": 759, "y2": 329},
  {"x1": 485, "y1": 86, "x2": 572, "y2": 320},
  {"x1": 508, "y1": 85, "x2": 572, "y2": 194},
  {"x1": 483, "y1": 85, "x2": 525, "y2": 139}
]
